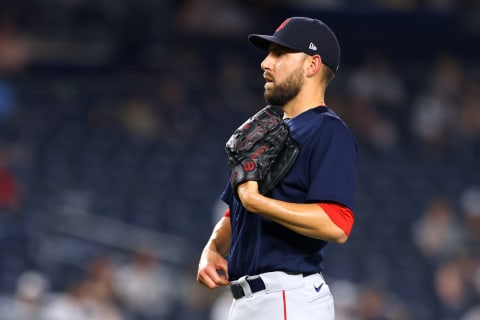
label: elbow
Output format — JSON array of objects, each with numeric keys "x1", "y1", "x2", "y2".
[
  {"x1": 310, "y1": 226, "x2": 349, "y2": 243},
  {"x1": 327, "y1": 228, "x2": 349, "y2": 244},
  {"x1": 333, "y1": 232, "x2": 349, "y2": 244},
  {"x1": 319, "y1": 203, "x2": 354, "y2": 244}
]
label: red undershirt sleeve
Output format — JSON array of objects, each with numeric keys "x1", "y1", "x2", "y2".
[
  {"x1": 318, "y1": 202, "x2": 354, "y2": 237},
  {"x1": 223, "y1": 209, "x2": 231, "y2": 218}
]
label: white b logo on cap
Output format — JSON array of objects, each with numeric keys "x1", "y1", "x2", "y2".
[{"x1": 309, "y1": 42, "x2": 317, "y2": 51}]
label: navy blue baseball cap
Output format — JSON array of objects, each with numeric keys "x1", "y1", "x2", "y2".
[{"x1": 248, "y1": 17, "x2": 341, "y2": 72}]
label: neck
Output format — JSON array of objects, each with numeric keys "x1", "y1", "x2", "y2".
[{"x1": 282, "y1": 87, "x2": 325, "y2": 119}]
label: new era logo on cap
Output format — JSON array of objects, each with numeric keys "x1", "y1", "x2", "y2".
[{"x1": 248, "y1": 17, "x2": 340, "y2": 72}]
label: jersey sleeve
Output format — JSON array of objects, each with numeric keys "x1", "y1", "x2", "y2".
[
  {"x1": 318, "y1": 202, "x2": 354, "y2": 236},
  {"x1": 306, "y1": 116, "x2": 358, "y2": 209},
  {"x1": 223, "y1": 208, "x2": 231, "y2": 217}
]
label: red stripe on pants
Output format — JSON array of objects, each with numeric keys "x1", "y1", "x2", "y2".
[{"x1": 282, "y1": 290, "x2": 287, "y2": 320}]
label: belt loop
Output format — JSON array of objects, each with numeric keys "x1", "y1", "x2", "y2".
[{"x1": 239, "y1": 276, "x2": 253, "y2": 297}]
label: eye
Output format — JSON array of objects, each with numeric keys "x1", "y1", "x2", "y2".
[
  {"x1": 268, "y1": 46, "x2": 297, "y2": 57},
  {"x1": 268, "y1": 44, "x2": 286, "y2": 55},
  {"x1": 271, "y1": 48, "x2": 290, "y2": 57},
  {"x1": 270, "y1": 49, "x2": 283, "y2": 57}
]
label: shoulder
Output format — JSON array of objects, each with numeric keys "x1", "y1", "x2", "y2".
[
  {"x1": 322, "y1": 107, "x2": 350, "y2": 128},
  {"x1": 288, "y1": 107, "x2": 356, "y2": 145},
  {"x1": 310, "y1": 109, "x2": 359, "y2": 161},
  {"x1": 290, "y1": 106, "x2": 347, "y2": 128},
  {"x1": 313, "y1": 107, "x2": 356, "y2": 141}
]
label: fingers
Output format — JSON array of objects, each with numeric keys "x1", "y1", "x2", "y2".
[
  {"x1": 198, "y1": 268, "x2": 228, "y2": 288},
  {"x1": 197, "y1": 260, "x2": 229, "y2": 289}
]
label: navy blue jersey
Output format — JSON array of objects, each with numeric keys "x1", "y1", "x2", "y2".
[{"x1": 221, "y1": 106, "x2": 358, "y2": 280}]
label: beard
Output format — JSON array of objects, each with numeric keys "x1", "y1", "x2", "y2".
[{"x1": 264, "y1": 66, "x2": 304, "y2": 106}]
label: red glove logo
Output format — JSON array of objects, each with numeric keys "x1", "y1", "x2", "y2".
[
  {"x1": 250, "y1": 145, "x2": 268, "y2": 159},
  {"x1": 242, "y1": 161, "x2": 255, "y2": 171}
]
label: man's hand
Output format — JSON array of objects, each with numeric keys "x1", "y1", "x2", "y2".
[{"x1": 197, "y1": 247, "x2": 229, "y2": 289}]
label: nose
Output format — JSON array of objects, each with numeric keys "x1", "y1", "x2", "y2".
[{"x1": 260, "y1": 53, "x2": 273, "y2": 71}]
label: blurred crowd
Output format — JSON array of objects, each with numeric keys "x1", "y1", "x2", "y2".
[
  {"x1": 0, "y1": 248, "x2": 182, "y2": 320},
  {"x1": 0, "y1": 1, "x2": 480, "y2": 320}
]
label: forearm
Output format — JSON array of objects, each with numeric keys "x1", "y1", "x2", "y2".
[
  {"x1": 238, "y1": 183, "x2": 348, "y2": 243},
  {"x1": 197, "y1": 217, "x2": 231, "y2": 288},
  {"x1": 204, "y1": 217, "x2": 232, "y2": 257}
]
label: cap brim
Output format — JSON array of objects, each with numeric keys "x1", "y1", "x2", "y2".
[{"x1": 248, "y1": 34, "x2": 300, "y2": 52}]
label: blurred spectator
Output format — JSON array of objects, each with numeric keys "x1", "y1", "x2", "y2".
[
  {"x1": 0, "y1": 270, "x2": 49, "y2": 320},
  {"x1": 42, "y1": 280, "x2": 124, "y2": 320},
  {"x1": 348, "y1": 50, "x2": 407, "y2": 111},
  {"x1": 356, "y1": 283, "x2": 409, "y2": 320},
  {"x1": 412, "y1": 195, "x2": 464, "y2": 262},
  {"x1": 347, "y1": 96, "x2": 400, "y2": 151},
  {"x1": 119, "y1": 97, "x2": 162, "y2": 140},
  {"x1": 410, "y1": 54, "x2": 464, "y2": 157},
  {"x1": 462, "y1": 305, "x2": 480, "y2": 320},
  {"x1": 410, "y1": 83, "x2": 456, "y2": 156},
  {"x1": 179, "y1": 265, "x2": 220, "y2": 320},
  {"x1": 163, "y1": 44, "x2": 209, "y2": 95},
  {"x1": 433, "y1": 252, "x2": 480, "y2": 319},
  {"x1": 429, "y1": 54, "x2": 465, "y2": 102},
  {"x1": 83, "y1": 256, "x2": 122, "y2": 319},
  {"x1": 0, "y1": 17, "x2": 29, "y2": 73},
  {"x1": 214, "y1": 53, "x2": 261, "y2": 117},
  {"x1": 42, "y1": 257, "x2": 124, "y2": 320},
  {"x1": 330, "y1": 279, "x2": 360, "y2": 320},
  {"x1": 174, "y1": 0, "x2": 254, "y2": 37},
  {"x1": 458, "y1": 0, "x2": 480, "y2": 36},
  {"x1": 0, "y1": 146, "x2": 22, "y2": 212},
  {"x1": 113, "y1": 246, "x2": 177, "y2": 319},
  {"x1": 459, "y1": 186, "x2": 480, "y2": 248},
  {"x1": 41, "y1": 280, "x2": 98, "y2": 320},
  {"x1": 345, "y1": 50, "x2": 406, "y2": 151},
  {"x1": 0, "y1": 79, "x2": 16, "y2": 122},
  {"x1": 156, "y1": 78, "x2": 202, "y2": 141},
  {"x1": 0, "y1": 17, "x2": 29, "y2": 141},
  {"x1": 434, "y1": 257, "x2": 466, "y2": 318},
  {"x1": 457, "y1": 80, "x2": 480, "y2": 156},
  {"x1": 424, "y1": 0, "x2": 456, "y2": 11}
]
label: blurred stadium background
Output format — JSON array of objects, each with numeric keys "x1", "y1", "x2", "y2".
[{"x1": 0, "y1": 1, "x2": 479, "y2": 319}]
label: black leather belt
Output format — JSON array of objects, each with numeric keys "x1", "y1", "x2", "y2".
[{"x1": 230, "y1": 277, "x2": 266, "y2": 299}]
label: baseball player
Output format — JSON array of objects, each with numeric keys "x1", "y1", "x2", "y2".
[{"x1": 197, "y1": 17, "x2": 358, "y2": 320}]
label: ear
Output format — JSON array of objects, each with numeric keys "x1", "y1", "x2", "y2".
[{"x1": 305, "y1": 55, "x2": 322, "y2": 77}]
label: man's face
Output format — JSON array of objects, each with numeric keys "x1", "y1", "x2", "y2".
[{"x1": 261, "y1": 44, "x2": 306, "y2": 106}]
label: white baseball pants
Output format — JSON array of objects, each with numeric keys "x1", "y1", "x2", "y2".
[{"x1": 228, "y1": 271, "x2": 334, "y2": 320}]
